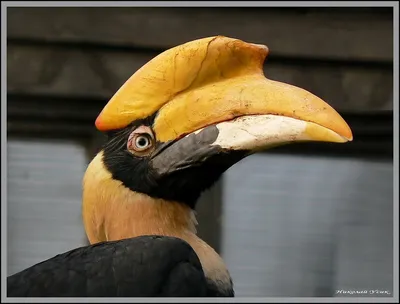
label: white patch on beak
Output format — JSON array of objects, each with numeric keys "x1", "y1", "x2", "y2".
[{"x1": 209, "y1": 114, "x2": 347, "y2": 151}]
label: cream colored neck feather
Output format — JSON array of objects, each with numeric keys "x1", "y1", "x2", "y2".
[{"x1": 82, "y1": 152, "x2": 232, "y2": 289}]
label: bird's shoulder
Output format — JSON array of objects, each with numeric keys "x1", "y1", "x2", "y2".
[{"x1": 7, "y1": 235, "x2": 210, "y2": 297}]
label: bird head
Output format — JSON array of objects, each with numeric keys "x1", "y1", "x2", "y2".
[{"x1": 82, "y1": 36, "x2": 352, "y2": 243}]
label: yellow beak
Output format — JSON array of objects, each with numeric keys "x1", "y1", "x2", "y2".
[{"x1": 95, "y1": 36, "x2": 352, "y2": 148}]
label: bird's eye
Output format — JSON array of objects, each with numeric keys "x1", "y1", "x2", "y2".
[
  {"x1": 127, "y1": 126, "x2": 155, "y2": 155},
  {"x1": 134, "y1": 134, "x2": 152, "y2": 150}
]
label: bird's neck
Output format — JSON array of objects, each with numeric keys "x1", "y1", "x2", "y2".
[{"x1": 82, "y1": 154, "x2": 232, "y2": 290}]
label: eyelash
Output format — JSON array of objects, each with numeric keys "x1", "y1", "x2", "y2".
[
  {"x1": 104, "y1": 128, "x2": 132, "y2": 154},
  {"x1": 103, "y1": 114, "x2": 157, "y2": 155}
]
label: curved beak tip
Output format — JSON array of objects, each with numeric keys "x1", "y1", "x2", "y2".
[
  {"x1": 337, "y1": 121, "x2": 354, "y2": 142},
  {"x1": 340, "y1": 134, "x2": 353, "y2": 143},
  {"x1": 320, "y1": 120, "x2": 354, "y2": 144},
  {"x1": 345, "y1": 134, "x2": 354, "y2": 142},
  {"x1": 332, "y1": 128, "x2": 354, "y2": 144},
  {"x1": 345, "y1": 131, "x2": 354, "y2": 142}
]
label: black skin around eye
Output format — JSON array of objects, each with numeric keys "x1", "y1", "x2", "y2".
[{"x1": 102, "y1": 114, "x2": 247, "y2": 208}]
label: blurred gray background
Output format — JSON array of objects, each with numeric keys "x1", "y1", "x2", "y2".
[{"x1": 6, "y1": 7, "x2": 394, "y2": 297}]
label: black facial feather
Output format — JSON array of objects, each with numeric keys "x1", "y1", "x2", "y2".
[
  {"x1": 102, "y1": 115, "x2": 247, "y2": 209},
  {"x1": 102, "y1": 122, "x2": 159, "y2": 194}
]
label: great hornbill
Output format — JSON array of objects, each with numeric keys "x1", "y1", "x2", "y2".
[{"x1": 7, "y1": 36, "x2": 352, "y2": 297}]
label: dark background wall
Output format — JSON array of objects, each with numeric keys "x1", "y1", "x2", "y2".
[{"x1": 6, "y1": 7, "x2": 394, "y2": 298}]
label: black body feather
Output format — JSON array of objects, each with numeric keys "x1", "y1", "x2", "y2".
[{"x1": 7, "y1": 236, "x2": 232, "y2": 297}]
